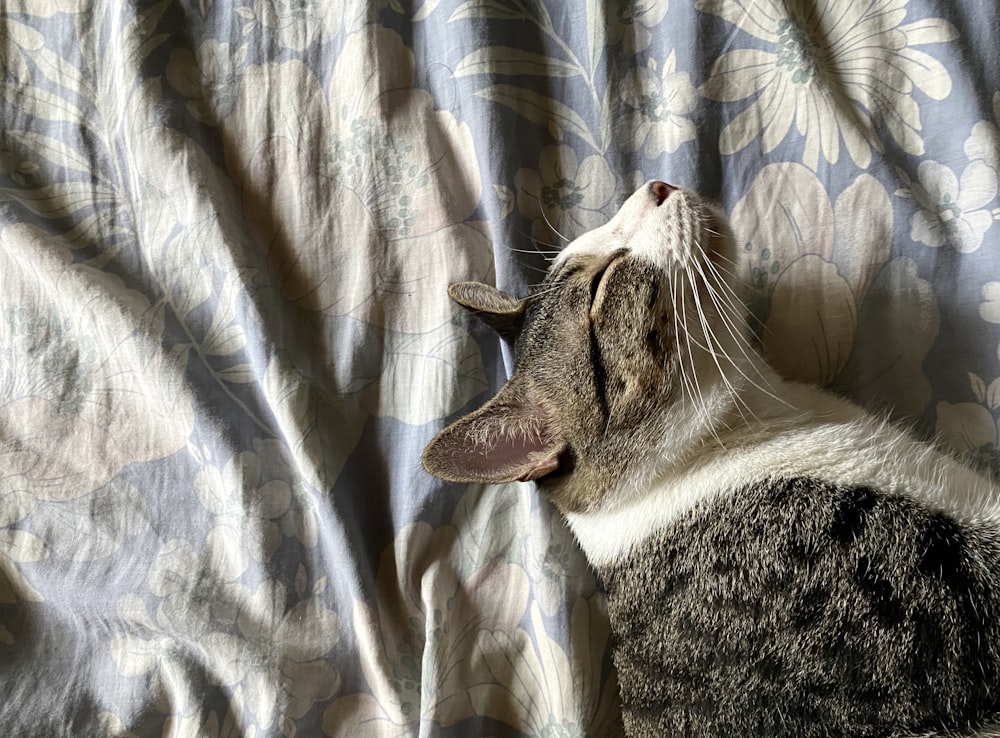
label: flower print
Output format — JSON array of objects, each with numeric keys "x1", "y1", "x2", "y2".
[
  {"x1": 236, "y1": 0, "x2": 355, "y2": 53},
  {"x1": 111, "y1": 592, "x2": 215, "y2": 718},
  {"x1": 621, "y1": 52, "x2": 697, "y2": 158},
  {"x1": 936, "y1": 401, "x2": 998, "y2": 461},
  {"x1": 0, "y1": 224, "x2": 194, "y2": 501},
  {"x1": 515, "y1": 144, "x2": 617, "y2": 244},
  {"x1": 212, "y1": 580, "x2": 341, "y2": 726},
  {"x1": 193, "y1": 439, "x2": 313, "y2": 563},
  {"x1": 607, "y1": 0, "x2": 670, "y2": 54},
  {"x1": 166, "y1": 40, "x2": 246, "y2": 124},
  {"x1": 908, "y1": 159, "x2": 998, "y2": 253},
  {"x1": 935, "y1": 363, "x2": 1000, "y2": 476},
  {"x1": 733, "y1": 163, "x2": 938, "y2": 417},
  {"x1": 525, "y1": 501, "x2": 592, "y2": 616},
  {"x1": 323, "y1": 521, "x2": 530, "y2": 735},
  {"x1": 965, "y1": 92, "x2": 1000, "y2": 174},
  {"x1": 112, "y1": 571, "x2": 340, "y2": 730},
  {"x1": 935, "y1": 289, "x2": 1000, "y2": 475},
  {"x1": 980, "y1": 282, "x2": 1000, "y2": 325},
  {"x1": 109, "y1": 536, "x2": 249, "y2": 705},
  {"x1": 469, "y1": 599, "x2": 625, "y2": 737},
  {"x1": 221, "y1": 26, "x2": 492, "y2": 334},
  {"x1": 698, "y1": 0, "x2": 957, "y2": 169},
  {"x1": 148, "y1": 536, "x2": 250, "y2": 632}
]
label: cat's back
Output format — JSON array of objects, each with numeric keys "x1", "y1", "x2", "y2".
[{"x1": 600, "y1": 475, "x2": 1000, "y2": 737}]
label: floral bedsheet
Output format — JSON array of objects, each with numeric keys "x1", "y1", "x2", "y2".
[{"x1": 1, "y1": 1, "x2": 998, "y2": 736}]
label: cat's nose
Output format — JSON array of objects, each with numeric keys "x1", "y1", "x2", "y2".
[{"x1": 650, "y1": 181, "x2": 676, "y2": 205}]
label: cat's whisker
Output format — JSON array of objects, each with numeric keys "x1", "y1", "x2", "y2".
[
  {"x1": 700, "y1": 318, "x2": 789, "y2": 418},
  {"x1": 691, "y1": 259, "x2": 792, "y2": 411},
  {"x1": 674, "y1": 278, "x2": 702, "y2": 414},
  {"x1": 700, "y1": 255, "x2": 771, "y2": 333},
  {"x1": 707, "y1": 249, "x2": 741, "y2": 269},
  {"x1": 520, "y1": 231, "x2": 563, "y2": 254},
  {"x1": 505, "y1": 242, "x2": 559, "y2": 260},
  {"x1": 530, "y1": 263, "x2": 555, "y2": 276},
  {"x1": 500, "y1": 234, "x2": 560, "y2": 268},
  {"x1": 676, "y1": 271, "x2": 729, "y2": 449},
  {"x1": 685, "y1": 269, "x2": 757, "y2": 428},
  {"x1": 519, "y1": 190, "x2": 574, "y2": 244},
  {"x1": 692, "y1": 255, "x2": 748, "y2": 325},
  {"x1": 687, "y1": 251, "x2": 770, "y2": 426},
  {"x1": 701, "y1": 258, "x2": 749, "y2": 292},
  {"x1": 670, "y1": 271, "x2": 701, "y2": 414},
  {"x1": 702, "y1": 260, "x2": 770, "y2": 329},
  {"x1": 538, "y1": 208, "x2": 572, "y2": 244}
]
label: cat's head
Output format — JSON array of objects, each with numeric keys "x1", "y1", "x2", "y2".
[{"x1": 422, "y1": 181, "x2": 751, "y2": 514}]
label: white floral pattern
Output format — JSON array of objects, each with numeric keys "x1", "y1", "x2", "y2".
[
  {"x1": 733, "y1": 163, "x2": 939, "y2": 417},
  {"x1": 965, "y1": 92, "x2": 1000, "y2": 175},
  {"x1": 935, "y1": 282, "x2": 1000, "y2": 473},
  {"x1": 898, "y1": 97, "x2": 1000, "y2": 253},
  {"x1": 698, "y1": 0, "x2": 957, "y2": 170},
  {"x1": 515, "y1": 144, "x2": 618, "y2": 243},
  {"x1": 222, "y1": 28, "x2": 493, "y2": 335},
  {"x1": 470, "y1": 600, "x2": 624, "y2": 737},
  {"x1": 323, "y1": 520, "x2": 531, "y2": 734},
  {"x1": 907, "y1": 159, "x2": 998, "y2": 253},
  {"x1": 166, "y1": 40, "x2": 247, "y2": 124},
  {"x1": 621, "y1": 52, "x2": 697, "y2": 158},
  {"x1": 607, "y1": 0, "x2": 670, "y2": 54},
  {"x1": 1, "y1": 0, "x2": 999, "y2": 735},
  {"x1": 112, "y1": 566, "x2": 339, "y2": 731}
]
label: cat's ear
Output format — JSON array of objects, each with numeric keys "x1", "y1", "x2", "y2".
[
  {"x1": 422, "y1": 381, "x2": 566, "y2": 484},
  {"x1": 448, "y1": 282, "x2": 527, "y2": 344}
]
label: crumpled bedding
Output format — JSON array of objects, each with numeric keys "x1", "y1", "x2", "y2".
[{"x1": 1, "y1": 1, "x2": 998, "y2": 736}]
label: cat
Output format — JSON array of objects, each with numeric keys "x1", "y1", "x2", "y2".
[{"x1": 422, "y1": 180, "x2": 1000, "y2": 737}]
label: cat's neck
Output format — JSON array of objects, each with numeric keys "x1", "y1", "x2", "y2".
[{"x1": 564, "y1": 353, "x2": 1000, "y2": 567}]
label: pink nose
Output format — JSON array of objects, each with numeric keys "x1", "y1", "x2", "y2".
[{"x1": 650, "y1": 180, "x2": 676, "y2": 205}]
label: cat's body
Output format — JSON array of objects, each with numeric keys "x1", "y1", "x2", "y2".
[{"x1": 423, "y1": 181, "x2": 1000, "y2": 736}]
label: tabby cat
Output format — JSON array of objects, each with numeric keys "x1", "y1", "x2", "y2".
[{"x1": 422, "y1": 181, "x2": 1000, "y2": 737}]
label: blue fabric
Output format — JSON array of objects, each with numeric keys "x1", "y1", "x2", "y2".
[{"x1": 1, "y1": 1, "x2": 998, "y2": 735}]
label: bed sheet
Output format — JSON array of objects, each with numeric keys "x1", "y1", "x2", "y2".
[{"x1": 1, "y1": 1, "x2": 999, "y2": 736}]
